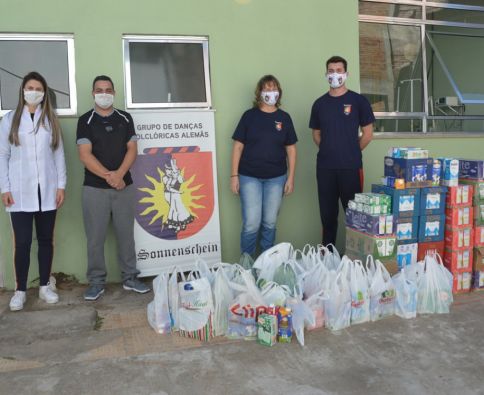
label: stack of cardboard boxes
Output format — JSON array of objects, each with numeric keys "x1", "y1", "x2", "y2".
[
  {"x1": 345, "y1": 192, "x2": 397, "y2": 273},
  {"x1": 458, "y1": 160, "x2": 484, "y2": 290},
  {"x1": 370, "y1": 148, "x2": 447, "y2": 271}
]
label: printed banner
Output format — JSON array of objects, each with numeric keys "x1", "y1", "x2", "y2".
[{"x1": 131, "y1": 110, "x2": 221, "y2": 276}]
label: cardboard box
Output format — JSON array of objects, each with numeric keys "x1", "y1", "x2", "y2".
[
  {"x1": 418, "y1": 214, "x2": 446, "y2": 243},
  {"x1": 381, "y1": 176, "x2": 405, "y2": 189},
  {"x1": 475, "y1": 226, "x2": 484, "y2": 247},
  {"x1": 445, "y1": 206, "x2": 473, "y2": 228},
  {"x1": 345, "y1": 227, "x2": 397, "y2": 260},
  {"x1": 445, "y1": 227, "x2": 473, "y2": 249},
  {"x1": 384, "y1": 157, "x2": 433, "y2": 183},
  {"x1": 371, "y1": 184, "x2": 420, "y2": 218},
  {"x1": 396, "y1": 241, "x2": 418, "y2": 269},
  {"x1": 452, "y1": 271, "x2": 472, "y2": 294},
  {"x1": 417, "y1": 240, "x2": 445, "y2": 261},
  {"x1": 387, "y1": 147, "x2": 429, "y2": 159},
  {"x1": 458, "y1": 159, "x2": 484, "y2": 180},
  {"x1": 472, "y1": 271, "x2": 484, "y2": 289},
  {"x1": 395, "y1": 215, "x2": 419, "y2": 243},
  {"x1": 474, "y1": 204, "x2": 484, "y2": 226},
  {"x1": 474, "y1": 247, "x2": 484, "y2": 271},
  {"x1": 438, "y1": 158, "x2": 459, "y2": 187},
  {"x1": 354, "y1": 192, "x2": 390, "y2": 206},
  {"x1": 458, "y1": 179, "x2": 484, "y2": 204},
  {"x1": 419, "y1": 186, "x2": 448, "y2": 215},
  {"x1": 345, "y1": 209, "x2": 393, "y2": 236},
  {"x1": 446, "y1": 185, "x2": 473, "y2": 207},
  {"x1": 444, "y1": 248, "x2": 473, "y2": 272}
]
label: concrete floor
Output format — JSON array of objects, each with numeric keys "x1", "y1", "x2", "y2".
[{"x1": 1, "y1": 282, "x2": 484, "y2": 395}]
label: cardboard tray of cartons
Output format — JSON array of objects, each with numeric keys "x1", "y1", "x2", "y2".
[
  {"x1": 446, "y1": 185, "x2": 473, "y2": 207},
  {"x1": 371, "y1": 184, "x2": 421, "y2": 218},
  {"x1": 419, "y1": 186, "x2": 448, "y2": 215},
  {"x1": 445, "y1": 206, "x2": 473, "y2": 228},
  {"x1": 417, "y1": 240, "x2": 445, "y2": 261},
  {"x1": 345, "y1": 227, "x2": 396, "y2": 261},
  {"x1": 458, "y1": 179, "x2": 484, "y2": 205},
  {"x1": 444, "y1": 248, "x2": 473, "y2": 272}
]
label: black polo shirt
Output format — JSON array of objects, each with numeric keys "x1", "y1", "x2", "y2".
[{"x1": 76, "y1": 109, "x2": 136, "y2": 188}]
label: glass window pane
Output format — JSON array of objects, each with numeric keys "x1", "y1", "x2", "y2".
[
  {"x1": 374, "y1": 118, "x2": 423, "y2": 133},
  {"x1": 359, "y1": 1, "x2": 422, "y2": 18},
  {"x1": 0, "y1": 40, "x2": 70, "y2": 110},
  {"x1": 428, "y1": 118, "x2": 484, "y2": 132},
  {"x1": 426, "y1": 28, "x2": 484, "y2": 110},
  {"x1": 359, "y1": 22, "x2": 424, "y2": 113},
  {"x1": 129, "y1": 42, "x2": 207, "y2": 104},
  {"x1": 430, "y1": 0, "x2": 484, "y2": 7},
  {"x1": 427, "y1": 6, "x2": 484, "y2": 24}
]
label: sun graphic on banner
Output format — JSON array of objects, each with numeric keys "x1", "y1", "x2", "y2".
[{"x1": 138, "y1": 166, "x2": 205, "y2": 232}]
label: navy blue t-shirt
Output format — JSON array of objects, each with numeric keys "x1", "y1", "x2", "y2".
[
  {"x1": 309, "y1": 90, "x2": 375, "y2": 169},
  {"x1": 232, "y1": 107, "x2": 298, "y2": 179}
]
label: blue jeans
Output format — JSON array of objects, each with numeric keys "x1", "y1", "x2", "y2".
[{"x1": 239, "y1": 174, "x2": 287, "y2": 256}]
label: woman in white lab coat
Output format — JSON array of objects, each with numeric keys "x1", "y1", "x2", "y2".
[{"x1": 0, "y1": 71, "x2": 66, "y2": 311}]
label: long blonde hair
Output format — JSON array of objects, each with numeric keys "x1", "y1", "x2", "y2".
[{"x1": 8, "y1": 71, "x2": 62, "y2": 150}]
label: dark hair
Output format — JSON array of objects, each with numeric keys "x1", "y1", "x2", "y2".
[
  {"x1": 9, "y1": 71, "x2": 62, "y2": 149},
  {"x1": 92, "y1": 75, "x2": 114, "y2": 91},
  {"x1": 326, "y1": 56, "x2": 348, "y2": 72},
  {"x1": 253, "y1": 74, "x2": 282, "y2": 108}
]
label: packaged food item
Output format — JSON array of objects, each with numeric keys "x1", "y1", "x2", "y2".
[
  {"x1": 445, "y1": 227, "x2": 473, "y2": 249},
  {"x1": 345, "y1": 209, "x2": 393, "y2": 236},
  {"x1": 257, "y1": 313, "x2": 277, "y2": 347},
  {"x1": 372, "y1": 184, "x2": 420, "y2": 218},
  {"x1": 418, "y1": 214, "x2": 446, "y2": 243},
  {"x1": 395, "y1": 216, "x2": 419, "y2": 242},
  {"x1": 445, "y1": 207, "x2": 473, "y2": 228},
  {"x1": 444, "y1": 248, "x2": 473, "y2": 271},
  {"x1": 458, "y1": 159, "x2": 484, "y2": 180},
  {"x1": 277, "y1": 307, "x2": 293, "y2": 343},
  {"x1": 446, "y1": 185, "x2": 473, "y2": 207},
  {"x1": 458, "y1": 179, "x2": 484, "y2": 204},
  {"x1": 417, "y1": 240, "x2": 445, "y2": 261},
  {"x1": 396, "y1": 242, "x2": 418, "y2": 269},
  {"x1": 431, "y1": 159, "x2": 442, "y2": 186},
  {"x1": 439, "y1": 158, "x2": 459, "y2": 187},
  {"x1": 419, "y1": 186, "x2": 447, "y2": 215},
  {"x1": 452, "y1": 271, "x2": 472, "y2": 294},
  {"x1": 475, "y1": 226, "x2": 484, "y2": 247},
  {"x1": 384, "y1": 157, "x2": 433, "y2": 185}
]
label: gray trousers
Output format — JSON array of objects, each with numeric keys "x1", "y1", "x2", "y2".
[{"x1": 82, "y1": 185, "x2": 140, "y2": 285}]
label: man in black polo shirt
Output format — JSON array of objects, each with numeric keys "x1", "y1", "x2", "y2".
[
  {"x1": 309, "y1": 56, "x2": 375, "y2": 248},
  {"x1": 76, "y1": 75, "x2": 150, "y2": 300}
]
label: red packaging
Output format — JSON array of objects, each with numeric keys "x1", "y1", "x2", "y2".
[
  {"x1": 417, "y1": 240, "x2": 445, "y2": 261},
  {"x1": 452, "y1": 270, "x2": 472, "y2": 294},
  {"x1": 474, "y1": 247, "x2": 484, "y2": 271},
  {"x1": 474, "y1": 226, "x2": 484, "y2": 247},
  {"x1": 446, "y1": 185, "x2": 473, "y2": 208},
  {"x1": 444, "y1": 226, "x2": 474, "y2": 249},
  {"x1": 445, "y1": 207, "x2": 473, "y2": 228},
  {"x1": 444, "y1": 248, "x2": 473, "y2": 272}
]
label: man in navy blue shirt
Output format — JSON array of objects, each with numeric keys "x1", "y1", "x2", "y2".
[{"x1": 309, "y1": 56, "x2": 374, "y2": 247}]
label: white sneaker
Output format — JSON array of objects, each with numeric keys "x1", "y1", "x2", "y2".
[
  {"x1": 9, "y1": 291, "x2": 26, "y2": 311},
  {"x1": 39, "y1": 285, "x2": 59, "y2": 304}
]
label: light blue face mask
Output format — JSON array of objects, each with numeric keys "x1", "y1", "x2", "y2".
[{"x1": 261, "y1": 90, "x2": 279, "y2": 106}]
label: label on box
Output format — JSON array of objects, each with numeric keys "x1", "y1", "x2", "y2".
[
  {"x1": 397, "y1": 223, "x2": 413, "y2": 240},
  {"x1": 425, "y1": 193, "x2": 440, "y2": 210},
  {"x1": 399, "y1": 195, "x2": 415, "y2": 212},
  {"x1": 425, "y1": 221, "x2": 440, "y2": 237}
]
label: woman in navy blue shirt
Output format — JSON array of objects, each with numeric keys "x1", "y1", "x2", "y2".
[{"x1": 231, "y1": 75, "x2": 297, "y2": 256}]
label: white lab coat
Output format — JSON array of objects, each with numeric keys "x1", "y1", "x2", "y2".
[{"x1": 0, "y1": 106, "x2": 67, "y2": 212}]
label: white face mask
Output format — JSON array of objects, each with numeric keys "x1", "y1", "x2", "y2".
[
  {"x1": 327, "y1": 72, "x2": 347, "y2": 89},
  {"x1": 24, "y1": 90, "x2": 44, "y2": 106},
  {"x1": 261, "y1": 90, "x2": 279, "y2": 106},
  {"x1": 94, "y1": 93, "x2": 114, "y2": 109}
]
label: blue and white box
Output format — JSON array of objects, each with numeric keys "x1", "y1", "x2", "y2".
[
  {"x1": 384, "y1": 157, "x2": 433, "y2": 182},
  {"x1": 419, "y1": 186, "x2": 448, "y2": 215},
  {"x1": 395, "y1": 216, "x2": 419, "y2": 243},
  {"x1": 371, "y1": 184, "x2": 420, "y2": 218},
  {"x1": 438, "y1": 157, "x2": 459, "y2": 187},
  {"x1": 396, "y1": 242, "x2": 418, "y2": 269},
  {"x1": 418, "y1": 214, "x2": 446, "y2": 242},
  {"x1": 459, "y1": 159, "x2": 484, "y2": 180}
]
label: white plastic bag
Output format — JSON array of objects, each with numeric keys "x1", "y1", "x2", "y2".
[
  {"x1": 392, "y1": 268, "x2": 417, "y2": 319},
  {"x1": 168, "y1": 267, "x2": 181, "y2": 331},
  {"x1": 287, "y1": 296, "x2": 315, "y2": 346},
  {"x1": 253, "y1": 242, "x2": 294, "y2": 282},
  {"x1": 417, "y1": 254, "x2": 453, "y2": 314},
  {"x1": 369, "y1": 259, "x2": 396, "y2": 321},
  {"x1": 147, "y1": 273, "x2": 171, "y2": 334},
  {"x1": 304, "y1": 291, "x2": 326, "y2": 330},
  {"x1": 349, "y1": 260, "x2": 370, "y2": 325},
  {"x1": 303, "y1": 255, "x2": 329, "y2": 299},
  {"x1": 324, "y1": 272, "x2": 351, "y2": 331},
  {"x1": 260, "y1": 281, "x2": 289, "y2": 306},
  {"x1": 212, "y1": 267, "x2": 234, "y2": 336}
]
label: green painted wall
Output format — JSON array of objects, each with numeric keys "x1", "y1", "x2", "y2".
[{"x1": 1, "y1": 0, "x2": 483, "y2": 290}]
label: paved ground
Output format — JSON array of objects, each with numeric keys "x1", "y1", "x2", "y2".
[{"x1": 1, "y1": 279, "x2": 484, "y2": 395}]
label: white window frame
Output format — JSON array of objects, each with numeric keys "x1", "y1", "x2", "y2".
[
  {"x1": 0, "y1": 33, "x2": 77, "y2": 117},
  {"x1": 122, "y1": 35, "x2": 212, "y2": 109},
  {"x1": 359, "y1": 0, "x2": 484, "y2": 133}
]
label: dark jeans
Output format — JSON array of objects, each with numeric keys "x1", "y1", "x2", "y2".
[
  {"x1": 316, "y1": 167, "x2": 363, "y2": 247},
  {"x1": 10, "y1": 209, "x2": 57, "y2": 291}
]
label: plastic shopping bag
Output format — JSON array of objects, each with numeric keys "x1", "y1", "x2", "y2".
[
  {"x1": 260, "y1": 281, "x2": 289, "y2": 306},
  {"x1": 253, "y1": 242, "x2": 294, "y2": 283},
  {"x1": 324, "y1": 272, "x2": 351, "y2": 331},
  {"x1": 212, "y1": 267, "x2": 234, "y2": 336},
  {"x1": 349, "y1": 260, "x2": 370, "y2": 325},
  {"x1": 304, "y1": 291, "x2": 326, "y2": 330},
  {"x1": 392, "y1": 268, "x2": 417, "y2": 319},
  {"x1": 147, "y1": 273, "x2": 171, "y2": 334},
  {"x1": 369, "y1": 259, "x2": 396, "y2": 321},
  {"x1": 286, "y1": 296, "x2": 315, "y2": 346},
  {"x1": 168, "y1": 267, "x2": 181, "y2": 331},
  {"x1": 178, "y1": 275, "x2": 214, "y2": 341},
  {"x1": 227, "y1": 292, "x2": 266, "y2": 340}
]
